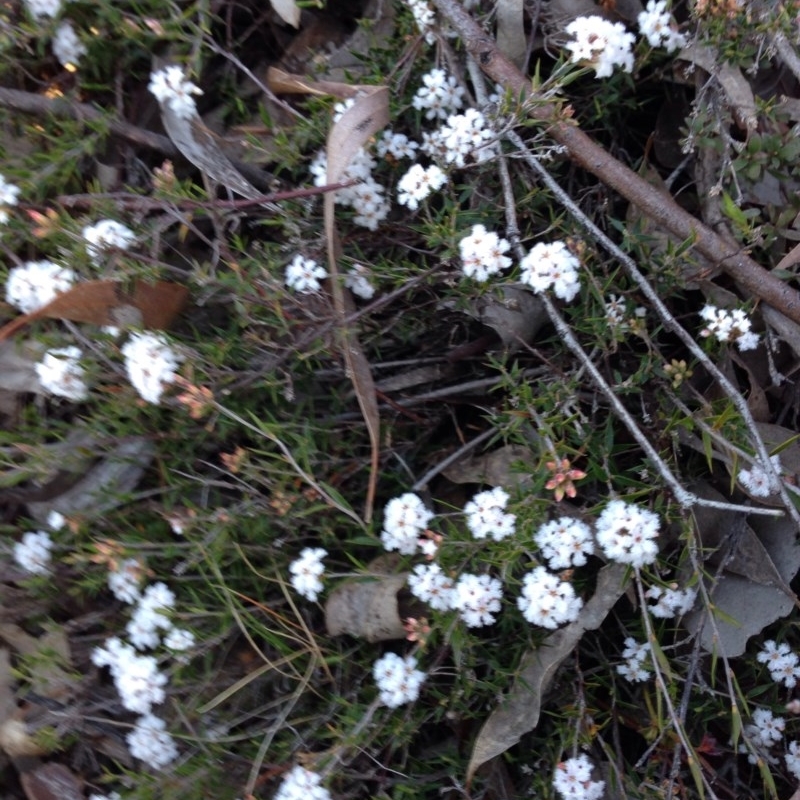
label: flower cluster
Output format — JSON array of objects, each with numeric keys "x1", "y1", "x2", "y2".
[
  {"x1": 23, "y1": 0, "x2": 62, "y2": 18},
  {"x1": 616, "y1": 637, "x2": 651, "y2": 683},
  {"x1": 310, "y1": 147, "x2": 390, "y2": 231},
  {"x1": 637, "y1": 0, "x2": 686, "y2": 51},
  {"x1": 408, "y1": 0, "x2": 436, "y2": 44},
  {"x1": 13, "y1": 531, "x2": 53, "y2": 575},
  {"x1": 52, "y1": 21, "x2": 87, "y2": 69},
  {"x1": 126, "y1": 713, "x2": 179, "y2": 769},
  {"x1": 757, "y1": 640, "x2": 800, "y2": 689},
  {"x1": 82, "y1": 219, "x2": 136, "y2": 263},
  {"x1": 274, "y1": 765, "x2": 332, "y2": 800},
  {"x1": 454, "y1": 572, "x2": 503, "y2": 627},
  {"x1": 6, "y1": 260, "x2": 75, "y2": 313},
  {"x1": 36, "y1": 345, "x2": 88, "y2": 401},
  {"x1": 553, "y1": 754, "x2": 605, "y2": 800},
  {"x1": 344, "y1": 263, "x2": 376, "y2": 300},
  {"x1": 517, "y1": 566, "x2": 583, "y2": 629},
  {"x1": 92, "y1": 637, "x2": 166, "y2": 715},
  {"x1": 0, "y1": 173, "x2": 21, "y2": 223},
  {"x1": 108, "y1": 558, "x2": 145, "y2": 604},
  {"x1": 396, "y1": 162, "x2": 447, "y2": 210},
  {"x1": 565, "y1": 16, "x2": 635, "y2": 78},
  {"x1": 534, "y1": 517, "x2": 594, "y2": 570},
  {"x1": 372, "y1": 652, "x2": 426, "y2": 707},
  {"x1": 787, "y1": 741, "x2": 800, "y2": 781},
  {"x1": 285, "y1": 254, "x2": 328, "y2": 294},
  {"x1": 407, "y1": 563, "x2": 455, "y2": 611},
  {"x1": 738, "y1": 454, "x2": 782, "y2": 498},
  {"x1": 380, "y1": 492, "x2": 434, "y2": 554},
  {"x1": 645, "y1": 583, "x2": 697, "y2": 618},
  {"x1": 148, "y1": 66, "x2": 203, "y2": 120},
  {"x1": 519, "y1": 240, "x2": 582, "y2": 302},
  {"x1": 594, "y1": 500, "x2": 660, "y2": 568},
  {"x1": 699, "y1": 304, "x2": 759, "y2": 352},
  {"x1": 740, "y1": 708, "x2": 785, "y2": 764},
  {"x1": 121, "y1": 331, "x2": 182, "y2": 404},
  {"x1": 426, "y1": 108, "x2": 497, "y2": 168},
  {"x1": 459, "y1": 225, "x2": 512, "y2": 282},
  {"x1": 289, "y1": 547, "x2": 327, "y2": 602},
  {"x1": 377, "y1": 130, "x2": 419, "y2": 161},
  {"x1": 463, "y1": 486, "x2": 516, "y2": 540},
  {"x1": 412, "y1": 68, "x2": 464, "y2": 120},
  {"x1": 126, "y1": 582, "x2": 177, "y2": 650}
]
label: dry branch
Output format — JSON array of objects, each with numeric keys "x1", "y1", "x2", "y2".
[{"x1": 431, "y1": 0, "x2": 800, "y2": 325}]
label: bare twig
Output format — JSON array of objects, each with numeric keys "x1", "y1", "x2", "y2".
[{"x1": 430, "y1": 0, "x2": 800, "y2": 326}]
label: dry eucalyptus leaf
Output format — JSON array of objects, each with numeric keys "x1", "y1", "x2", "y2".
[
  {"x1": 270, "y1": 0, "x2": 300, "y2": 28},
  {"x1": 677, "y1": 42, "x2": 757, "y2": 131},
  {"x1": 684, "y1": 496, "x2": 800, "y2": 656},
  {"x1": 325, "y1": 572, "x2": 407, "y2": 642},
  {"x1": 443, "y1": 444, "x2": 536, "y2": 488},
  {"x1": 467, "y1": 563, "x2": 629, "y2": 782},
  {"x1": 27, "y1": 437, "x2": 155, "y2": 524},
  {"x1": 20, "y1": 762, "x2": 84, "y2": 800}
]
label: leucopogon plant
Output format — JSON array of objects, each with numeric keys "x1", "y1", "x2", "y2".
[{"x1": 3, "y1": 0, "x2": 800, "y2": 799}]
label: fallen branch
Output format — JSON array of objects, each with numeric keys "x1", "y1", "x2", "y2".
[{"x1": 431, "y1": 0, "x2": 800, "y2": 325}]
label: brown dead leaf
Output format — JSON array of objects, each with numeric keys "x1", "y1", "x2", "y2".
[
  {"x1": 443, "y1": 444, "x2": 536, "y2": 488},
  {"x1": 270, "y1": 0, "x2": 300, "y2": 28},
  {"x1": 265, "y1": 66, "x2": 365, "y2": 100},
  {"x1": 325, "y1": 571, "x2": 408, "y2": 642},
  {"x1": 0, "y1": 280, "x2": 188, "y2": 341},
  {"x1": 467, "y1": 562, "x2": 629, "y2": 782},
  {"x1": 322, "y1": 87, "x2": 389, "y2": 523},
  {"x1": 20, "y1": 762, "x2": 83, "y2": 800}
]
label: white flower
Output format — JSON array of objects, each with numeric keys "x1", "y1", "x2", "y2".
[
  {"x1": 553, "y1": 754, "x2": 605, "y2": 800},
  {"x1": 758, "y1": 640, "x2": 800, "y2": 689},
  {"x1": 534, "y1": 517, "x2": 594, "y2": 570},
  {"x1": 285, "y1": 255, "x2": 327, "y2": 294},
  {"x1": 407, "y1": 563, "x2": 455, "y2": 611},
  {"x1": 289, "y1": 547, "x2": 327, "y2": 602},
  {"x1": 407, "y1": 0, "x2": 436, "y2": 44},
  {"x1": 637, "y1": 0, "x2": 686, "y2": 51},
  {"x1": 436, "y1": 108, "x2": 497, "y2": 168},
  {"x1": 645, "y1": 584, "x2": 697, "y2": 618},
  {"x1": 47, "y1": 511, "x2": 66, "y2": 530},
  {"x1": 412, "y1": 68, "x2": 464, "y2": 120},
  {"x1": 787, "y1": 741, "x2": 800, "y2": 781},
  {"x1": 565, "y1": 15, "x2": 635, "y2": 78},
  {"x1": 6, "y1": 260, "x2": 75, "y2": 313},
  {"x1": 349, "y1": 178, "x2": 390, "y2": 230},
  {"x1": 741, "y1": 708, "x2": 785, "y2": 763},
  {"x1": 459, "y1": 225, "x2": 512, "y2": 282},
  {"x1": 372, "y1": 652, "x2": 426, "y2": 708},
  {"x1": 23, "y1": 0, "x2": 61, "y2": 19},
  {"x1": 52, "y1": 21, "x2": 87, "y2": 68},
  {"x1": 517, "y1": 566, "x2": 583, "y2": 629},
  {"x1": 377, "y1": 130, "x2": 419, "y2": 160},
  {"x1": 274, "y1": 765, "x2": 332, "y2": 800},
  {"x1": 82, "y1": 219, "x2": 136, "y2": 262},
  {"x1": 739, "y1": 454, "x2": 782, "y2": 497},
  {"x1": 121, "y1": 331, "x2": 182, "y2": 404},
  {"x1": 148, "y1": 66, "x2": 202, "y2": 120},
  {"x1": 397, "y1": 163, "x2": 447, "y2": 210},
  {"x1": 380, "y1": 492, "x2": 434, "y2": 554},
  {"x1": 463, "y1": 487, "x2": 516, "y2": 540},
  {"x1": 108, "y1": 558, "x2": 143, "y2": 604},
  {"x1": 0, "y1": 174, "x2": 20, "y2": 223},
  {"x1": 126, "y1": 605, "x2": 162, "y2": 650},
  {"x1": 126, "y1": 714, "x2": 178, "y2": 768},
  {"x1": 595, "y1": 500, "x2": 660, "y2": 568},
  {"x1": 453, "y1": 573, "x2": 503, "y2": 627},
  {"x1": 13, "y1": 531, "x2": 53, "y2": 575},
  {"x1": 344, "y1": 264, "x2": 376, "y2": 300},
  {"x1": 699, "y1": 304, "x2": 759, "y2": 352},
  {"x1": 164, "y1": 627, "x2": 195, "y2": 653},
  {"x1": 519, "y1": 240, "x2": 581, "y2": 302},
  {"x1": 93, "y1": 636, "x2": 167, "y2": 713},
  {"x1": 36, "y1": 346, "x2": 89, "y2": 401},
  {"x1": 616, "y1": 636, "x2": 651, "y2": 682}
]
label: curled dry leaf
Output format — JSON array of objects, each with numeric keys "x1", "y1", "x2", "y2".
[
  {"x1": 0, "y1": 280, "x2": 188, "y2": 341},
  {"x1": 325, "y1": 572, "x2": 408, "y2": 642},
  {"x1": 20, "y1": 762, "x2": 84, "y2": 800},
  {"x1": 270, "y1": 0, "x2": 300, "y2": 28}
]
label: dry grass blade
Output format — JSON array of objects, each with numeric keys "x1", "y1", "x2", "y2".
[{"x1": 323, "y1": 88, "x2": 390, "y2": 523}]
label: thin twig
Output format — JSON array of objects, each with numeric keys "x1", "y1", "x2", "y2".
[{"x1": 508, "y1": 137, "x2": 798, "y2": 523}]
